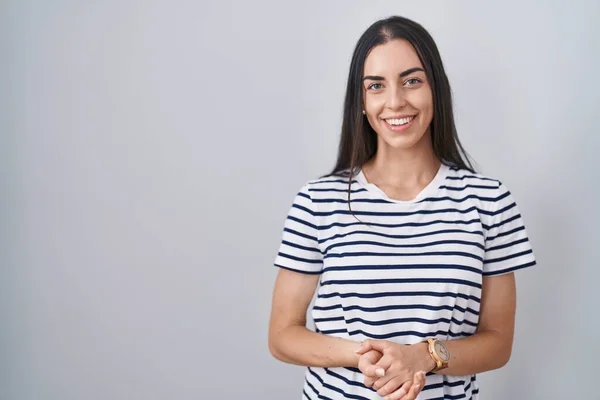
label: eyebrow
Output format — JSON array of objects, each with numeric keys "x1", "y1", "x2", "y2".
[{"x1": 363, "y1": 67, "x2": 425, "y2": 81}]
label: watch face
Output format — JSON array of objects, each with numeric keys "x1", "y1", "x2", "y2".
[{"x1": 434, "y1": 340, "x2": 451, "y2": 362}]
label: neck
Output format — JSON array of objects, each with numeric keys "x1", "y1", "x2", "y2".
[{"x1": 362, "y1": 136, "x2": 440, "y2": 188}]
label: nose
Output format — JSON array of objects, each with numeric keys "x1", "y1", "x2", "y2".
[{"x1": 387, "y1": 86, "x2": 406, "y2": 110}]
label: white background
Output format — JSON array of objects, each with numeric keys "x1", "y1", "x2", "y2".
[{"x1": 2, "y1": 1, "x2": 598, "y2": 398}]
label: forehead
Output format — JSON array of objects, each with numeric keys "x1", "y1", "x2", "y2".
[{"x1": 363, "y1": 39, "x2": 423, "y2": 75}]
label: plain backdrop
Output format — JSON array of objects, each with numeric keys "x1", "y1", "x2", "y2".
[{"x1": 2, "y1": 1, "x2": 599, "y2": 399}]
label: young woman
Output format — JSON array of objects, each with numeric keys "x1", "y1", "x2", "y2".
[{"x1": 268, "y1": 15, "x2": 535, "y2": 400}]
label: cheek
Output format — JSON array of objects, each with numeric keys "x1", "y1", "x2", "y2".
[
  {"x1": 408, "y1": 90, "x2": 434, "y2": 114},
  {"x1": 364, "y1": 95, "x2": 384, "y2": 114}
]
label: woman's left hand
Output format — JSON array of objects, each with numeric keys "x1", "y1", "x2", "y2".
[{"x1": 355, "y1": 339, "x2": 433, "y2": 398}]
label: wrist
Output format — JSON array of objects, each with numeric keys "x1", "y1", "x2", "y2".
[{"x1": 417, "y1": 341, "x2": 437, "y2": 372}]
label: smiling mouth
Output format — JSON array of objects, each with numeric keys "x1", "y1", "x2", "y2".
[{"x1": 384, "y1": 115, "x2": 416, "y2": 126}]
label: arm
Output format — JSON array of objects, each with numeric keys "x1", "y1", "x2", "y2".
[
  {"x1": 436, "y1": 271, "x2": 517, "y2": 375},
  {"x1": 268, "y1": 268, "x2": 363, "y2": 368}
]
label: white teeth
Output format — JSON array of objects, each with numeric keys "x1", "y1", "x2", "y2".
[{"x1": 386, "y1": 116, "x2": 414, "y2": 126}]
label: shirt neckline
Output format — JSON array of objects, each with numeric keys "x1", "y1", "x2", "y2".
[{"x1": 355, "y1": 163, "x2": 450, "y2": 204}]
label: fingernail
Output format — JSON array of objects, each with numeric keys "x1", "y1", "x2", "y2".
[
  {"x1": 414, "y1": 384, "x2": 421, "y2": 390},
  {"x1": 376, "y1": 368, "x2": 385, "y2": 377}
]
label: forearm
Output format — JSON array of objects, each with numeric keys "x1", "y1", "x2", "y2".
[
  {"x1": 433, "y1": 330, "x2": 513, "y2": 376},
  {"x1": 269, "y1": 325, "x2": 362, "y2": 368}
]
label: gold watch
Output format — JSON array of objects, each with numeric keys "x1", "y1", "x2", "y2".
[{"x1": 425, "y1": 338, "x2": 450, "y2": 373}]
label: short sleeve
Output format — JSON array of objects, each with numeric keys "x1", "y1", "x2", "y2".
[
  {"x1": 273, "y1": 183, "x2": 324, "y2": 274},
  {"x1": 483, "y1": 182, "x2": 536, "y2": 276}
]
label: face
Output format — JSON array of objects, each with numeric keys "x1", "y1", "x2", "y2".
[{"x1": 362, "y1": 39, "x2": 434, "y2": 152}]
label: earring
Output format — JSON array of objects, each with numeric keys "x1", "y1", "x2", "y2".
[{"x1": 362, "y1": 110, "x2": 366, "y2": 115}]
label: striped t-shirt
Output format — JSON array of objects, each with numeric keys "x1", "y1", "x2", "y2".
[{"x1": 273, "y1": 163, "x2": 536, "y2": 400}]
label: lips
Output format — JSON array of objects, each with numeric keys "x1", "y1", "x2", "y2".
[
  {"x1": 384, "y1": 115, "x2": 416, "y2": 126},
  {"x1": 381, "y1": 114, "x2": 417, "y2": 133}
]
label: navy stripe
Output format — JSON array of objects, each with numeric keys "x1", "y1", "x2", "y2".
[
  {"x1": 313, "y1": 191, "x2": 509, "y2": 204},
  {"x1": 320, "y1": 228, "x2": 484, "y2": 245},
  {"x1": 275, "y1": 264, "x2": 321, "y2": 275},
  {"x1": 425, "y1": 380, "x2": 467, "y2": 389},
  {"x1": 311, "y1": 179, "x2": 359, "y2": 185},
  {"x1": 304, "y1": 374, "x2": 323, "y2": 399},
  {"x1": 313, "y1": 204, "x2": 514, "y2": 217},
  {"x1": 322, "y1": 263, "x2": 482, "y2": 275},
  {"x1": 343, "y1": 316, "x2": 478, "y2": 328},
  {"x1": 288, "y1": 215, "x2": 318, "y2": 231},
  {"x1": 298, "y1": 191, "x2": 311, "y2": 201},
  {"x1": 319, "y1": 328, "x2": 349, "y2": 335},
  {"x1": 325, "y1": 239, "x2": 484, "y2": 254},
  {"x1": 284, "y1": 227, "x2": 318, "y2": 243},
  {"x1": 446, "y1": 393, "x2": 468, "y2": 400},
  {"x1": 419, "y1": 191, "x2": 510, "y2": 204},
  {"x1": 314, "y1": 316, "x2": 345, "y2": 323},
  {"x1": 447, "y1": 175, "x2": 499, "y2": 183},
  {"x1": 277, "y1": 252, "x2": 322, "y2": 264},
  {"x1": 317, "y1": 290, "x2": 481, "y2": 303},
  {"x1": 486, "y1": 225, "x2": 525, "y2": 242},
  {"x1": 347, "y1": 328, "x2": 469, "y2": 339},
  {"x1": 292, "y1": 203, "x2": 315, "y2": 216},
  {"x1": 282, "y1": 240, "x2": 321, "y2": 253},
  {"x1": 486, "y1": 237, "x2": 529, "y2": 252},
  {"x1": 483, "y1": 260, "x2": 536, "y2": 276},
  {"x1": 309, "y1": 187, "x2": 368, "y2": 193},
  {"x1": 440, "y1": 184, "x2": 498, "y2": 190},
  {"x1": 484, "y1": 213, "x2": 521, "y2": 231},
  {"x1": 313, "y1": 303, "x2": 480, "y2": 316},
  {"x1": 313, "y1": 197, "x2": 397, "y2": 204},
  {"x1": 320, "y1": 277, "x2": 482, "y2": 289},
  {"x1": 319, "y1": 217, "x2": 481, "y2": 232},
  {"x1": 302, "y1": 389, "x2": 313, "y2": 400},
  {"x1": 485, "y1": 249, "x2": 533, "y2": 264},
  {"x1": 308, "y1": 368, "x2": 369, "y2": 400},
  {"x1": 314, "y1": 206, "x2": 481, "y2": 217},
  {"x1": 324, "y1": 250, "x2": 483, "y2": 263},
  {"x1": 324, "y1": 368, "x2": 374, "y2": 391},
  {"x1": 478, "y1": 201, "x2": 516, "y2": 216}
]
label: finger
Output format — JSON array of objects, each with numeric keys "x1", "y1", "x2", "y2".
[
  {"x1": 372, "y1": 372, "x2": 394, "y2": 391},
  {"x1": 370, "y1": 354, "x2": 394, "y2": 386},
  {"x1": 386, "y1": 380, "x2": 412, "y2": 400},
  {"x1": 375, "y1": 354, "x2": 393, "y2": 371},
  {"x1": 358, "y1": 353, "x2": 385, "y2": 378},
  {"x1": 376, "y1": 376, "x2": 405, "y2": 398},
  {"x1": 399, "y1": 371, "x2": 426, "y2": 400},
  {"x1": 364, "y1": 375, "x2": 376, "y2": 388}
]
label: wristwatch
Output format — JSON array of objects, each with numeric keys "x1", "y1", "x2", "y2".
[{"x1": 425, "y1": 338, "x2": 450, "y2": 373}]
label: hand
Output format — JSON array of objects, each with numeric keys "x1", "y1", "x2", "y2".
[
  {"x1": 355, "y1": 340, "x2": 434, "y2": 398},
  {"x1": 385, "y1": 370, "x2": 426, "y2": 400}
]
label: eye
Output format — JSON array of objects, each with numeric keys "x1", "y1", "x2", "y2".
[
  {"x1": 405, "y1": 78, "x2": 423, "y2": 86},
  {"x1": 367, "y1": 83, "x2": 383, "y2": 91}
]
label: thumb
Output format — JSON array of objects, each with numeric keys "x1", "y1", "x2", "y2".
[{"x1": 354, "y1": 340, "x2": 372, "y2": 355}]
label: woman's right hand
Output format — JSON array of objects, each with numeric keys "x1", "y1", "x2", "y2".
[{"x1": 358, "y1": 349, "x2": 426, "y2": 399}]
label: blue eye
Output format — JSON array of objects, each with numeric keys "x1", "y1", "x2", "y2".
[
  {"x1": 367, "y1": 83, "x2": 383, "y2": 90},
  {"x1": 405, "y1": 78, "x2": 423, "y2": 86}
]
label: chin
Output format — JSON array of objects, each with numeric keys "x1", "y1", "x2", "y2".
[{"x1": 380, "y1": 132, "x2": 426, "y2": 151}]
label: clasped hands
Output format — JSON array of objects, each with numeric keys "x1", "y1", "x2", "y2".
[{"x1": 355, "y1": 340, "x2": 432, "y2": 400}]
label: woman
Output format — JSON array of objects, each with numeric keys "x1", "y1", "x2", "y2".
[{"x1": 268, "y1": 15, "x2": 535, "y2": 400}]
